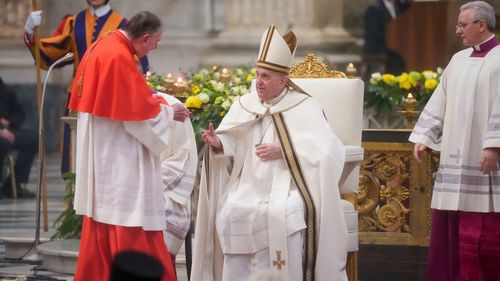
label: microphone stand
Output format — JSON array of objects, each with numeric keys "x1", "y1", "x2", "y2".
[{"x1": 26, "y1": 52, "x2": 75, "y2": 261}]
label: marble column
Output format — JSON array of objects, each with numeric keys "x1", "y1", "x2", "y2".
[
  {"x1": 216, "y1": 0, "x2": 352, "y2": 44},
  {"x1": 0, "y1": 0, "x2": 30, "y2": 38},
  {"x1": 204, "y1": 0, "x2": 357, "y2": 68}
]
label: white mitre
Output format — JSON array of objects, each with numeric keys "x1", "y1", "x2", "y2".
[{"x1": 257, "y1": 25, "x2": 297, "y2": 74}]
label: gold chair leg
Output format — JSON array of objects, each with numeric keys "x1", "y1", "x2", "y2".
[
  {"x1": 6, "y1": 153, "x2": 17, "y2": 199},
  {"x1": 346, "y1": 251, "x2": 358, "y2": 281}
]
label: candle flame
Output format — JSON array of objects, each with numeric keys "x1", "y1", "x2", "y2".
[
  {"x1": 407, "y1": 93, "x2": 414, "y2": 99},
  {"x1": 177, "y1": 77, "x2": 183, "y2": 83}
]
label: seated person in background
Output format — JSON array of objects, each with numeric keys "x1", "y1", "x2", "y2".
[{"x1": 0, "y1": 77, "x2": 38, "y2": 199}]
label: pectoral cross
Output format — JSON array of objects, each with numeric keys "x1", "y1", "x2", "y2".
[
  {"x1": 449, "y1": 149, "x2": 462, "y2": 164},
  {"x1": 272, "y1": 250, "x2": 286, "y2": 270},
  {"x1": 255, "y1": 116, "x2": 272, "y2": 147}
]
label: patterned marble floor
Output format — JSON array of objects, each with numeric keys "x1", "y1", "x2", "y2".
[{"x1": 0, "y1": 154, "x2": 72, "y2": 281}]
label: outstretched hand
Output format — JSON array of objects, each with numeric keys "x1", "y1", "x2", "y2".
[{"x1": 201, "y1": 123, "x2": 222, "y2": 151}]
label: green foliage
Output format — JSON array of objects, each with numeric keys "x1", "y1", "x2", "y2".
[
  {"x1": 52, "y1": 172, "x2": 82, "y2": 240},
  {"x1": 365, "y1": 69, "x2": 443, "y2": 115}
]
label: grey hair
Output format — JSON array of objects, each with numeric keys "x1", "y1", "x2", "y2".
[
  {"x1": 460, "y1": 1, "x2": 495, "y2": 32},
  {"x1": 125, "y1": 11, "x2": 163, "y2": 39}
]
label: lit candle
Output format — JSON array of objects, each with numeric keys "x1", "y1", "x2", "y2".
[
  {"x1": 220, "y1": 68, "x2": 231, "y2": 83},
  {"x1": 405, "y1": 93, "x2": 417, "y2": 111},
  {"x1": 173, "y1": 77, "x2": 187, "y2": 97},
  {"x1": 164, "y1": 73, "x2": 174, "y2": 92},
  {"x1": 346, "y1": 62, "x2": 357, "y2": 78}
]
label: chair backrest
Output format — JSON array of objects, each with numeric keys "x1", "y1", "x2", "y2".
[
  {"x1": 289, "y1": 54, "x2": 365, "y2": 196},
  {"x1": 290, "y1": 78, "x2": 364, "y2": 147},
  {"x1": 289, "y1": 54, "x2": 364, "y2": 147}
]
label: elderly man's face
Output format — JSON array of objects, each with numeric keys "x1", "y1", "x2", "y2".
[
  {"x1": 255, "y1": 68, "x2": 288, "y2": 102},
  {"x1": 456, "y1": 8, "x2": 485, "y2": 47}
]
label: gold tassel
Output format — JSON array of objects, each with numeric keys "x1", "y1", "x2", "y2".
[{"x1": 77, "y1": 77, "x2": 83, "y2": 97}]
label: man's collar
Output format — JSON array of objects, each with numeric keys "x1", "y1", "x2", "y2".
[
  {"x1": 89, "y1": 4, "x2": 111, "y2": 17},
  {"x1": 262, "y1": 87, "x2": 288, "y2": 107},
  {"x1": 473, "y1": 34, "x2": 496, "y2": 51}
]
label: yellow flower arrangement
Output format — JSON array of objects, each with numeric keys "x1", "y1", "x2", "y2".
[
  {"x1": 185, "y1": 96, "x2": 202, "y2": 109},
  {"x1": 366, "y1": 68, "x2": 443, "y2": 114}
]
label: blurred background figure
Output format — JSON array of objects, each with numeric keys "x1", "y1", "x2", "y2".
[
  {"x1": 362, "y1": 0, "x2": 411, "y2": 80},
  {"x1": 0, "y1": 77, "x2": 37, "y2": 199}
]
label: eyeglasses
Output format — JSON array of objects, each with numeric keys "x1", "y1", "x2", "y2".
[{"x1": 456, "y1": 20, "x2": 481, "y2": 30}]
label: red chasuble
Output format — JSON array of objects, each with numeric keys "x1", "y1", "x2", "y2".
[{"x1": 69, "y1": 30, "x2": 160, "y2": 121}]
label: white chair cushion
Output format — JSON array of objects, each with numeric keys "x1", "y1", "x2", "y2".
[
  {"x1": 342, "y1": 199, "x2": 359, "y2": 252},
  {"x1": 341, "y1": 146, "x2": 364, "y2": 194},
  {"x1": 345, "y1": 146, "x2": 364, "y2": 163}
]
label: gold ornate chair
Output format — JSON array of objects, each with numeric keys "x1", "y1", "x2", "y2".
[{"x1": 289, "y1": 54, "x2": 364, "y2": 281}]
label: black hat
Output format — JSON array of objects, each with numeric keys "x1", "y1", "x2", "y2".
[{"x1": 109, "y1": 250, "x2": 165, "y2": 281}]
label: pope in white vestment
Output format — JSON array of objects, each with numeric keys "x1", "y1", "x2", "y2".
[{"x1": 191, "y1": 25, "x2": 348, "y2": 281}]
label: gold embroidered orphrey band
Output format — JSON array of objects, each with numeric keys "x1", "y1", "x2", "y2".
[{"x1": 272, "y1": 112, "x2": 317, "y2": 281}]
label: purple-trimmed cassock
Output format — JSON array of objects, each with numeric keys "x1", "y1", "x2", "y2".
[{"x1": 410, "y1": 35, "x2": 500, "y2": 281}]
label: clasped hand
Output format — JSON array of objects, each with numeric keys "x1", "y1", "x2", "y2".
[
  {"x1": 255, "y1": 143, "x2": 282, "y2": 161},
  {"x1": 479, "y1": 148, "x2": 499, "y2": 174},
  {"x1": 0, "y1": 129, "x2": 15, "y2": 144},
  {"x1": 171, "y1": 103, "x2": 190, "y2": 122}
]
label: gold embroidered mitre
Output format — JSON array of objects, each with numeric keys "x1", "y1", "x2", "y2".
[{"x1": 257, "y1": 25, "x2": 297, "y2": 74}]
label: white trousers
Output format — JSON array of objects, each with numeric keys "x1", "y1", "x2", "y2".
[{"x1": 221, "y1": 230, "x2": 304, "y2": 281}]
